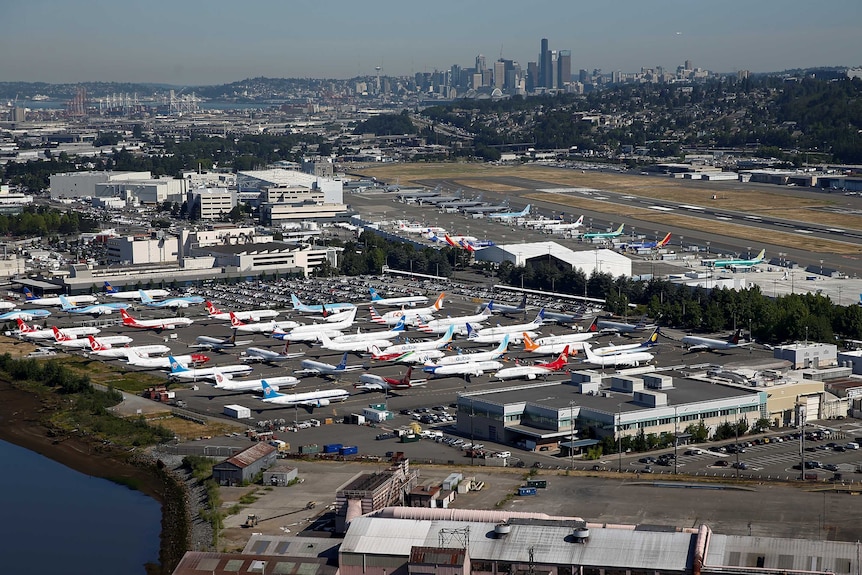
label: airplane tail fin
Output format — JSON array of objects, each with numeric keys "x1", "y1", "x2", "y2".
[
  {"x1": 23, "y1": 288, "x2": 36, "y2": 301},
  {"x1": 440, "y1": 324, "x2": 455, "y2": 344},
  {"x1": 290, "y1": 294, "x2": 303, "y2": 310},
  {"x1": 465, "y1": 323, "x2": 477, "y2": 339},
  {"x1": 168, "y1": 355, "x2": 189, "y2": 373},
  {"x1": 205, "y1": 301, "x2": 219, "y2": 314},
  {"x1": 51, "y1": 326, "x2": 70, "y2": 342},
  {"x1": 138, "y1": 289, "x2": 154, "y2": 304},
  {"x1": 616, "y1": 224, "x2": 625, "y2": 234},
  {"x1": 432, "y1": 292, "x2": 445, "y2": 311},
  {"x1": 523, "y1": 332, "x2": 539, "y2": 352},
  {"x1": 261, "y1": 380, "x2": 281, "y2": 399},
  {"x1": 496, "y1": 334, "x2": 510, "y2": 354},
  {"x1": 229, "y1": 312, "x2": 245, "y2": 327},
  {"x1": 369, "y1": 287, "x2": 381, "y2": 301},
  {"x1": 416, "y1": 318, "x2": 434, "y2": 334},
  {"x1": 545, "y1": 346, "x2": 569, "y2": 369},
  {"x1": 481, "y1": 305, "x2": 493, "y2": 318},
  {"x1": 401, "y1": 367, "x2": 413, "y2": 386},
  {"x1": 575, "y1": 215, "x2": 584, "y2": 226},
  {"x1": 643, "y1": 327, "x2": 661, "y2": 347},
  {"x1": 586, "y1": 317, "x2": 598, "y2": 332},
  {"x1": 729, "y1": 329, "x2": 742, "y2": 345},
  {"x1": 517, "y1": 293, "x2": 527, "y2": 310},
  {"x1": 87, "y1": 335, "x2": 106, "y2": 351},
  {"x1": 533, "y1": 308, "x2": 545, "y2": 325},
  {"x1": 336, "y1": 352, "x2": 349, "y2": 370},
  {"x1": 58, "y1": 294, "x2": 75, "y2": 311},
  {"x1": 16, "y1": 318, "x2": 34, "y2": 332},
  {"x1": 392, "y1": 316, "x2": 407, "y2": 332},
  {"x1": 120, "y1": 309, "x2": 135, "y2": 324},
  {"x1": 659, "y1": 232, "x2": 672, "y2": 247},
  {"x1": 368, "y1": 305, "x2": 385, "y2": 324},
  {"x1": 755, "y1": 249, "x2": 766, "y2": 261},
  {"x1": 582, "y1": 343, "x2": 598, "y2": 363}
]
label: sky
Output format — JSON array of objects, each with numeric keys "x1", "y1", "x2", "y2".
[{"x1": 2, "y1": 0, "x2": 860, "y2": 86}]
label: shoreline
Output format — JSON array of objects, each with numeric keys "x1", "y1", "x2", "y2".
[{"x1": 0, "y1": 379, "x2": 193, "y2": 575}]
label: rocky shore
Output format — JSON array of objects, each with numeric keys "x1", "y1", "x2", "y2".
[{"x1": 0, "y1": 379, "x2": 209, "y2": 574}]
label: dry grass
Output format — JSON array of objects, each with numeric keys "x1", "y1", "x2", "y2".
[
  {"x1": 139, "y1": 412, "x2": 242, "y2": 440},
  {"x1": 451, "y1": 179, "x2": 528, "y2": 192}
]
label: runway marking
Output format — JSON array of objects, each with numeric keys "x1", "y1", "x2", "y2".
[
  {"x1": 795, "y1": 229, "x2": 814, "y2": 234},
  {"x1": 649, "y1": 206, "x2": 674, "y2": 211}
]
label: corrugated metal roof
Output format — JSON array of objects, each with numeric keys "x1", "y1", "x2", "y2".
[
  {"x1": 223, "y1": 442, "x2": 276, "y2": 469},
  {"x1": 706, "y1": 534, "x2": 860, "y2": 574},
  {"x1": 410, "y1": 546, "x2": 466, "y2": 565}
]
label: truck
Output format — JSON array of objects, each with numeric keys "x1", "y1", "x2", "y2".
[
  {"x1": 518, "y1": 486, "x2": 538, "y2": 496},
  {"x1": 298, "y1": 444, "x2": 320, "y2": 455},
  {"x1": 526, "y1": 479, "x2": 548, "y2": 489}
]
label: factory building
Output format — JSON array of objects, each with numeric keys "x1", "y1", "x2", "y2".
[
  {"x1": 49, "y1": 171, "x2": 152, "y2": 199},
  {"x1": 188, "y1": 241, "x2": 338, "y2": 278},
  {"x1": 95, "y1": 177, "x2": 188, "y2": 204},
  {"x1": 474, "y1": 242, "x2": 632, "y2": 278},
  {"x1": 106, "y1": 233, "x2": 179, "y2": 265},
  {"x1": 237, "y1": 169, "x2": 343, "y2": 204},
  {"x1": 187, "y1": 188, "x2": 237, "y2": 220},
  {"x1": 212, "y1": 442, "x2": 277, "y2": 487},
  {"x1": 773, "y1": 342, "x2": 838, "y2": 369},
  {"x1": 335, "y1": 460, "x2": 419, "y2": 533}
]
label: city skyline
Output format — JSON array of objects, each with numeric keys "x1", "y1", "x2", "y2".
[{"x1": 2, "y1": 0, "x2": 859, "y2": 86}]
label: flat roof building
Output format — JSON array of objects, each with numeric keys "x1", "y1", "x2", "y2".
[{"x1": 474, "y1": 242, "x2": 632, "y2": 278}]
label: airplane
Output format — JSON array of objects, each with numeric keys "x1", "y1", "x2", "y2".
[
  {"x1": 415, "y1": 306, "x2": 492, "y2": 334},
  {"x1": 542, "y1": 309, "x2": 596, "y2": 326},
  {"x1": 423, "y1": 360, "x2": 504, "y2": 377},
  {"x1": 58, "y1": 295, "x2": 130, "y2": 316},
  {"x1": 621, "y1": 233, "x2": 672, "y2": 251},
  {"x1": 271, "y1": 307, "x2": 357, "y2": 341},
  {"x1": 523, "y1": 332, "x2": 585, "y2": 355},
  {"x1": 710, "y1": 249, "x2": 766, "y2": 269},
  {"x1": 211, "y1": 372, "x2": 298, "y2": 392},
  {"x1": 368, "y1": 287, "x2": 428, "y2": 307},
  {"x1": 461, "y1": 203, "x2": 510, "y2": 215},
  {"x1": 429, "y1": 335, "x2": 509, "y2": 366},
  {"x1": 466, "y1": 309, "x2": 545, "y2": 342},
  {"x1": 592, "y1": 327, "x2": 660, "y2": 356},
  {"x1": 367, "y1": 345, "x2": 445, "y2": 364},
  {"x1": 458, "y1": 238, "x2": 495, "y2": 252},
  {"x1": 205, "y1": 301, "x2": 279, "y2": 322},
  {"x1": 139, "y1": 290, "x2": 205, "y2": 309},
  {"x1": 23, "y1": 288, "x2": 97, "y2": 307},
  {"x1": 229, "y1": 313, "x2": 299, "y2": 334},
  {"x1": 378, "y1": 325, "x2": 455, "y2": 356},
  {"x1": 487, "y1": 204, "x2": 532, "y2": 220},
  {"x1": 52, "y1": 326, "x2": 132, "y2": 349},
  {"x1": 306, "y1": 306, "x2": 357, "y2": 323},
  {"x1": 482, "y1": 294, "x2": 528, "y2": 316},
  {"x1": 0, "y1": 300, "x2": 16, "y2": 311},
  {"x1": 682, "y1": 329, "x2": 750, "y2": 352},
  {"x1": 259, "y1": 381, "x2": 350, "y2": 409},
  {"x1": 398, "y1": 222, "x2": 446, "y2": 235},
  {"x1": 120, "y1": 309, "x2": 194, "y2": 331},
  {"x1": 290, "y1": 294, "x2": 355, "y2": 314},
  {"x1": 124, "y1": 350, "x2": 209, "y2": 369},
  {"x1": 596, "y1": 315, "x2": 656, "y2": 334},
  {"x1": 539, "y1": 215, "x2": 584, "y2": 230},
  {"x1": 87, "y1": 335, "x2": 171, "y2": 358},
  {"x1": 167, "y1": 355, "x2": 253, "y2": 381},
  {"x1": 581, "y1": 343, "x2": 654, "y2": 367},
  {"x1": 242, "y1": 342, "x2": 306, "y2": 363},
  {"x1": 294, "y1": 352, "x2": 364, "y2": 377},
  {"x1": 17, "y1": 320, "x2": 99, "y2": 340},
  {"x1": 318, "y1": 332, "x2": 393, "y2": 353},
  {"x1": 0, "y1": 309, "x2": 52, "y2": 321},
  {"x1": 331, "y1": 316, "x2": 406, "y2": 344},
  {"x1": 581, "y1": 223, "x2": 625, "y2": 240},
  {"x1": 355, "y1": 367, "x2": 428, "y2": 392},
  {"x1": 466, "y1": 323, "x2": 538, "y2": 345},
  {"x1": 104, "y1": 282, "x2": 170, "y2": 300},
  {"x1": 440, "y1": 233, "x2": 478, "y2": 248},
  {"x1": 370, "y1": 292, "x2": 445, "y2": 325},
  {"x1": 191, "y1": 332, "x2": 255, "y2": 351},
  {"x1": 492, "y1": 346, "x2": 570, "y2": 380}
]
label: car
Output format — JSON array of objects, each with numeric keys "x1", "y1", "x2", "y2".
[
  {"x1": 732, "y1": 462, "x2": 749, "y2": 470},
  {"x1": 824, "y1": 464, "x2": 839, "y2": 472},
  {"x1": 714, "y1": 460, "x2": 730, "y2": 467},
  {"x1": 495, "y1": 451, "x2": 512, "y2": 458},
  {"x1": 639, "y1": 456, "x2": 656, "y2": 464},
  {"x1": 642, "y1": 466, "x2": 653, "y2": 474},
  {"x1": 833, "y1": 445, "x2": 846, "y2": 452}
]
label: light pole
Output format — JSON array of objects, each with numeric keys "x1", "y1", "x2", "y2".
[
  {"x1": 617, "y1": 403, "x2": 623, "y2": 473},
  {"x1": 569, "y1": 400, "x2": 576, "y2": 471},
  {"x1": 674, "y1": 406, "x2": 679, "y2": 475},
  {"x1": 734, "y1": 406, "x2": 740, "y2": 478}
]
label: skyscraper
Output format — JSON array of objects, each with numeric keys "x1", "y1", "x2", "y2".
[
  {"x1": 557, "y1": 50, "x2": 571, "y2": 88},
  {"x1": 526, "y1": 61, "x2": 538, "y2": 92},
  {"x1": 539, "y1": 38, "x2": 552, "y2": 89}
]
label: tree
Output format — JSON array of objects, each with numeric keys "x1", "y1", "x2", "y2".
[{"x1": 686, "y1": 420, "x2": 709, "y2": 443}]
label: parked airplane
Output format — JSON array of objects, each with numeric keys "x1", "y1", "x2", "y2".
[
  {"x1": 229, "y1": 313, "x2": 299, "y2": 334},
  {"x1": 379, "y1": 325, "x2": 455, "y2": 356},
  {"x1": 592, "y1": 327, "x2": 660, "y2": 356},
  {"x1": 139, "y1": 290, "x2": 204, "y2": 308},
  {"x1": 0, "y1": 300, "x2": 16, "y2": 311},
  {"x1": 398, "y1": 222, "x2": 446, "y2": 235},
  {"x1": 52, "y1": 326, "x2": 131, "y2": 349},
  {"x1": 17, "y1": 320, "x2": 98, "y2": 340},
  {"x1": 596, "y1": 315, "x2": 655, "y2": 334},
  {"x1": 58, "y1": 295, "x2": 130, "y2": 316},
  {"x1": 23, "y1": 288, "x2": 97, "y2": 307},
  {"x1": 682, "y1": 329, "x2": 749, "y2": 352},
  {"x1": 370, "y1": 292, "x2": 445, "y2": 325},
  {"x1": 289, "y1": 294, "x2": 355, "y2": 314},
  {"x1": 120, "y1": 309, "x2": 194, "y2": 331},
  {"x1": 493, "y1": 346, "x2": 570, "y2": 380},
  {"x1": 191, "y1": 332, "x2": 254, "y2": 351},
  {"x1": 319, "y1": 332, "x2": 393, "y2": 353},
  {"x1": 259, "y1": 381, "x2": 350, "y2": 409},
  {"x1": 542, "y1": 310, "x2": 595, "y2": 326},
  {"x1": 523, "y1": 333, "x2": 585, "y2": 355},
  {"x1": 423, "y1": 360, "x2": 504, "y2": 377},
  {"x1": 367, "y1": 345, "x2": 445, "y2": 364},
  {"x1": 368, "y1": 287, "x2": 428, "y2": 307},
  {"x1": 461, "y1": 203, "x2": 510, "y2": 215},
  {"x1": 621, "y1": 233, "x2": 672, "y2": 251},
  {"x1": 355, "y1": 367, "x2": 428, "y2": 392},
  {"x1": 124, "y1": 351, "x2": 209, "y2": 369},
  {"x1": 466, "y1": 309, "x2": 545, "y2": 343},
  {"x1": 458, "y1": 238, "x2": 495, "y2": 252},
  {"x1": 211, "y1": 372, "x2": 298, "y2": 391},
  {"x1": 87, "y1": 336, "x2": 170, "y2": 358},
  {"x1": 205, "y1": 301, "x2": 279, "y2": 322},
  {"x1": 0, "y1": 309, "x2": 52, "y2": 321},
  {"x1": 581, "y1": 224, "x2": 625, "y2": 240},
  {"x1": 331, "y1": 317, "x2": 406, "y2": 344},
  {"x1": 581, "y1": 343, "x2": 654, "y2": 367},
  {"x1": 271, "y1": 308, "x2": 357, "y2": 341},
  {"x1": 709, "y1": 249, "x2": 766, "y2": 269},
  {"x1": 415, "y1": 306, "x2": 492, "y2": 334},
  {"x1": 429, "y1": 335, "x2": 509, "y2": 367},
  {"x1": 307, "y1": 306, "x2": 356, "y2": 323},
  {"x1": 482, "y1": 294, "x2": 528, "y2": 316},
  {"x1": 487, "y1": 204, "x2": 532, "y2": 220},
  {"x1": 104, "y1": 282, "x2": 170, "y2": 300},
  {"x1": 167, "y1": 355, "x2": 253, "y2": 381},
  {"x1": 540, "y1": 215, "x2": 584, "y2": 231},
  {"x1": 295, "y1": 352, "x2": 364, "y2": 377},
  {"x1": 242, "y1": 342, "x2": 306, "y2": 363}
]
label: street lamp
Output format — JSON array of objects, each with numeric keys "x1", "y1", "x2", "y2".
[
  {"x1": 673, "y1": 406, "x2": 679, "y2": 475},
  {"x1": 617, "y1": 403, "x2": 624, "y2": 473},
  {"x1": 569, "y1": 400, "x2": 576, "y2": 471}
]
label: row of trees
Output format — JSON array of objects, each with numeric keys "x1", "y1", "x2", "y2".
[{"x1": 0, "y1": 206, "x2": 100, "y2": 236}]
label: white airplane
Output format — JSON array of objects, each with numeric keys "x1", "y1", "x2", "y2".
[
  {"x1": 319, "y1": 333, "x2": 393, "y2": 354},
  {"x1": 125, "y1": 350, "x2": 209, "y2": 369},
  {"x1": 18, "y1": 321, "x2": 100, "y2": 340},
  {"x1": 0, "y1": 309, "x2": 52, "y2": 321},
  {"x1": 139, "y1": 290, "x2": 205, "y2": 309},
  {"x1": 87, "y1": 335, "x2": 171, "y2": 358},
  {"x1": 0, "y1": 300, "x2": 16, "y2": 311},
  {"x1": 191, "y1": 332, "x2": 255, "y2": 351},
  {"x1": 259, "y1": 381, "x2": 350, "y2": 409},
  {"x1": 423, "y1": 360, "x2": 503, "y2": 378},
  {"x1": 103, "y1": 282, "x2": 170, "y2": 300},
  {"x1": 528, "y1": 327, "x2": 595, "y2": 347},
  {"x1": 271, "y1": 308, "x2": 357, "y2": 341},
  {"x1": 205, "y1": 301, "x2": 279, "y2": 322},
  {"x1": 487, "y1": 204, "x2": 532, "y2": 220},
  {"x1": 22, "y1": 288, "x2": 97, "y2": 307},
  {"x1": 429, "y1": 335, "x2": 510, "y2": 366},
  {"x1": 120, "y1": 309, "x2": 194, "y2": 331},
  {"x1": 415, "y1": 306, "x2": 492, "y2": 334},
  {"x1": 596, "y1": 315, "x2": 655, "y2": 334},
  {"x1": 242, "y1": 343, "x2": 306, "y2": 363},
  {"x1": 398, "y1": 222, "x2": 446, "y2": 235},
  {"x1": 52, "y1": 326, "x2": 132, "y2": 349},
  {"x1": 355, "y1": 367, "x2": 428, "y2": 392},
  {"x1": 682, "y1": 329, "x2": 750, "y2": 352},
  {"x1": 306, "y1": 307, "x2": 357, "y2": 323},
  {"x1": 592, "y1": 328, "x2": 660, "y2": 356},
  {"x1": 289, "y1": 294, "x2": 355, "y2": 314},
  {"x1": 211, "y1": 372, "x2": 298, "y2": 391},
  {"x1": 523, "y1": 333, "x2": 585, "y2": 355},
  {"x1": 331, "y1": 316, "x2": 406, "y2": 344},
  {"x1": 229, "y1": 313, "x2": 299, "y2": 334},
  {"x1": 58, "y1": 295, "x2": 130, "y2": 316},
  {"x1": 379, "y1": 325, "x2": 455, "y2": 356},
  {"x1": 367, "y1": 345, "x2": 446, "y2": 364},
  {"x1": 295, "y1": 352, "x2": 364, "y2": 377},
  {"x1": 582, "y1": 343, "x2": 654, "y2": 367},
  {"x1": 369, "y1": 293, "x2": 445, "y2": 326},
  {"x1": 539, "y1": 215, "x2": 584, "y2": 229},
  {"x1": 167, "y1": 355, "x2": 253, "y2": 381},
  {"x1": 368, "y1": 287, "x2": 428, "y2": 307},
  {"x1": 465, "y1": 309, "x2": 545, "y2": 344},
  {"x1": 492, "y1": 346, "x2": 570, "y2": 381}
]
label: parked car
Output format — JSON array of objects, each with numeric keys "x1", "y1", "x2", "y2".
[{"x1": 714, "y1": 460, "x2": 730, "y2": 467}]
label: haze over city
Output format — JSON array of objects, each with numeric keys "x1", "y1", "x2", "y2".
[{"x1": 3, "y1": 0, "x2": 860, "y2": 85}]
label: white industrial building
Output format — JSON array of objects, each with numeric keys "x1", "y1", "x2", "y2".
[
  {"x1": 237, "y1": 169, "x2": 344, "y2": 204},
  {"x1": 474, "y1": 241, "x2": 632, "y2": 277},
  {"x1": 95, "y1": 177, "x2": 188, "y2": 204},
  {"x1": 49, "y1": 171, "x2": 152, "y2": 199},
  {"x1": 189, "y1": 241, "x2": 337, "y2": 277},
  {"x1": 106, "y1": 234, "x2": 180, "y2": 265},
  {"x1": 187, "y1": 188, "x2": 237, "y2": 220}
]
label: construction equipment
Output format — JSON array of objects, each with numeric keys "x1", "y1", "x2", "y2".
[{"x1": 243, "y1": 514, "x2": 259, "y2": 528}]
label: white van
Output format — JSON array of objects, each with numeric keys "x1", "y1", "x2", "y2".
[{"x1": 845, "y1": 442, "x2": 859, "y2": 450}]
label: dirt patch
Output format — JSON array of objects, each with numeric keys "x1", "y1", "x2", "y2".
[{"x1": 141, "y1": 412, "x2": 241, "y2": 441}]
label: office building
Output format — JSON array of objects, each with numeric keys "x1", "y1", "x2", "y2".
[
  {"x1": 540, "y1": 38, "x2": 552, "y2": 89},
  {"x1": 187, "y1": 188, "x2": 237, "y2": 220},
  {"x1": 557, "y1": 50, "x2": 572, "y2": 87}
]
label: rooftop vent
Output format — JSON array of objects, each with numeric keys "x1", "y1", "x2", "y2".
[{"x1": 494, "y1": 523, "x2": 512, "y2": 538}]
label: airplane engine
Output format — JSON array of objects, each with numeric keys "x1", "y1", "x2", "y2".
[
  {"x1": 103, "y1": 309, "x2": 113, "y2": 315},
  {"x1": 315, "y1": 399, "x2": 331, "y2": 407},
  {"x1": 527, "y1": 373, "x2": 536, "y2": 380}
]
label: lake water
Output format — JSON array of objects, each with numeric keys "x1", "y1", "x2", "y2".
[{"x1": 0, "y1": 439, "x2": 162, "y2": 575}]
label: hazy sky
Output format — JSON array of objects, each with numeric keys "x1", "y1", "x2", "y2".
[{"x1": 3, "y1": 0, "x2": 860, "y2": 85}]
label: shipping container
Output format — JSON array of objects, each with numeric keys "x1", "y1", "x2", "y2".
[
  {"x1": 224, "y1": 404, "x2": 252, "y2": 419},
  {"x1": 526, "y1": 479, "x2": 548, "y2": 489},
  {"x1": 518, "y1": 487, "x2": 538, "y2": 496},
  {"x1": 323, "y1": 443, "x2": 343, "y2": 454},
  {"x1": 400, "y1": 434, "x2": 420, "y2": 443},
  {"x1": 340, "y1": 446, "x2": 359, "y2": 456},
  {"x1": 298, "y1": 444, "x2": 320, "y2": 455}
]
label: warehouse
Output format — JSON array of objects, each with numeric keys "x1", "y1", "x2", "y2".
[
  {"x1": 262, "y1": 463, "x2": 298, "y2": 487},
  {"x1": 473, "y1": 241, "x2": 632, "y2": 278},
  {"x1": 212, "y1": 442, "x2": 277, "y2": 486}
]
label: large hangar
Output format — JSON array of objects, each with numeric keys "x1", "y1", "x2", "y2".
[{"x1": 474, "y1": 241, "x2": 632, "y2": 277}]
